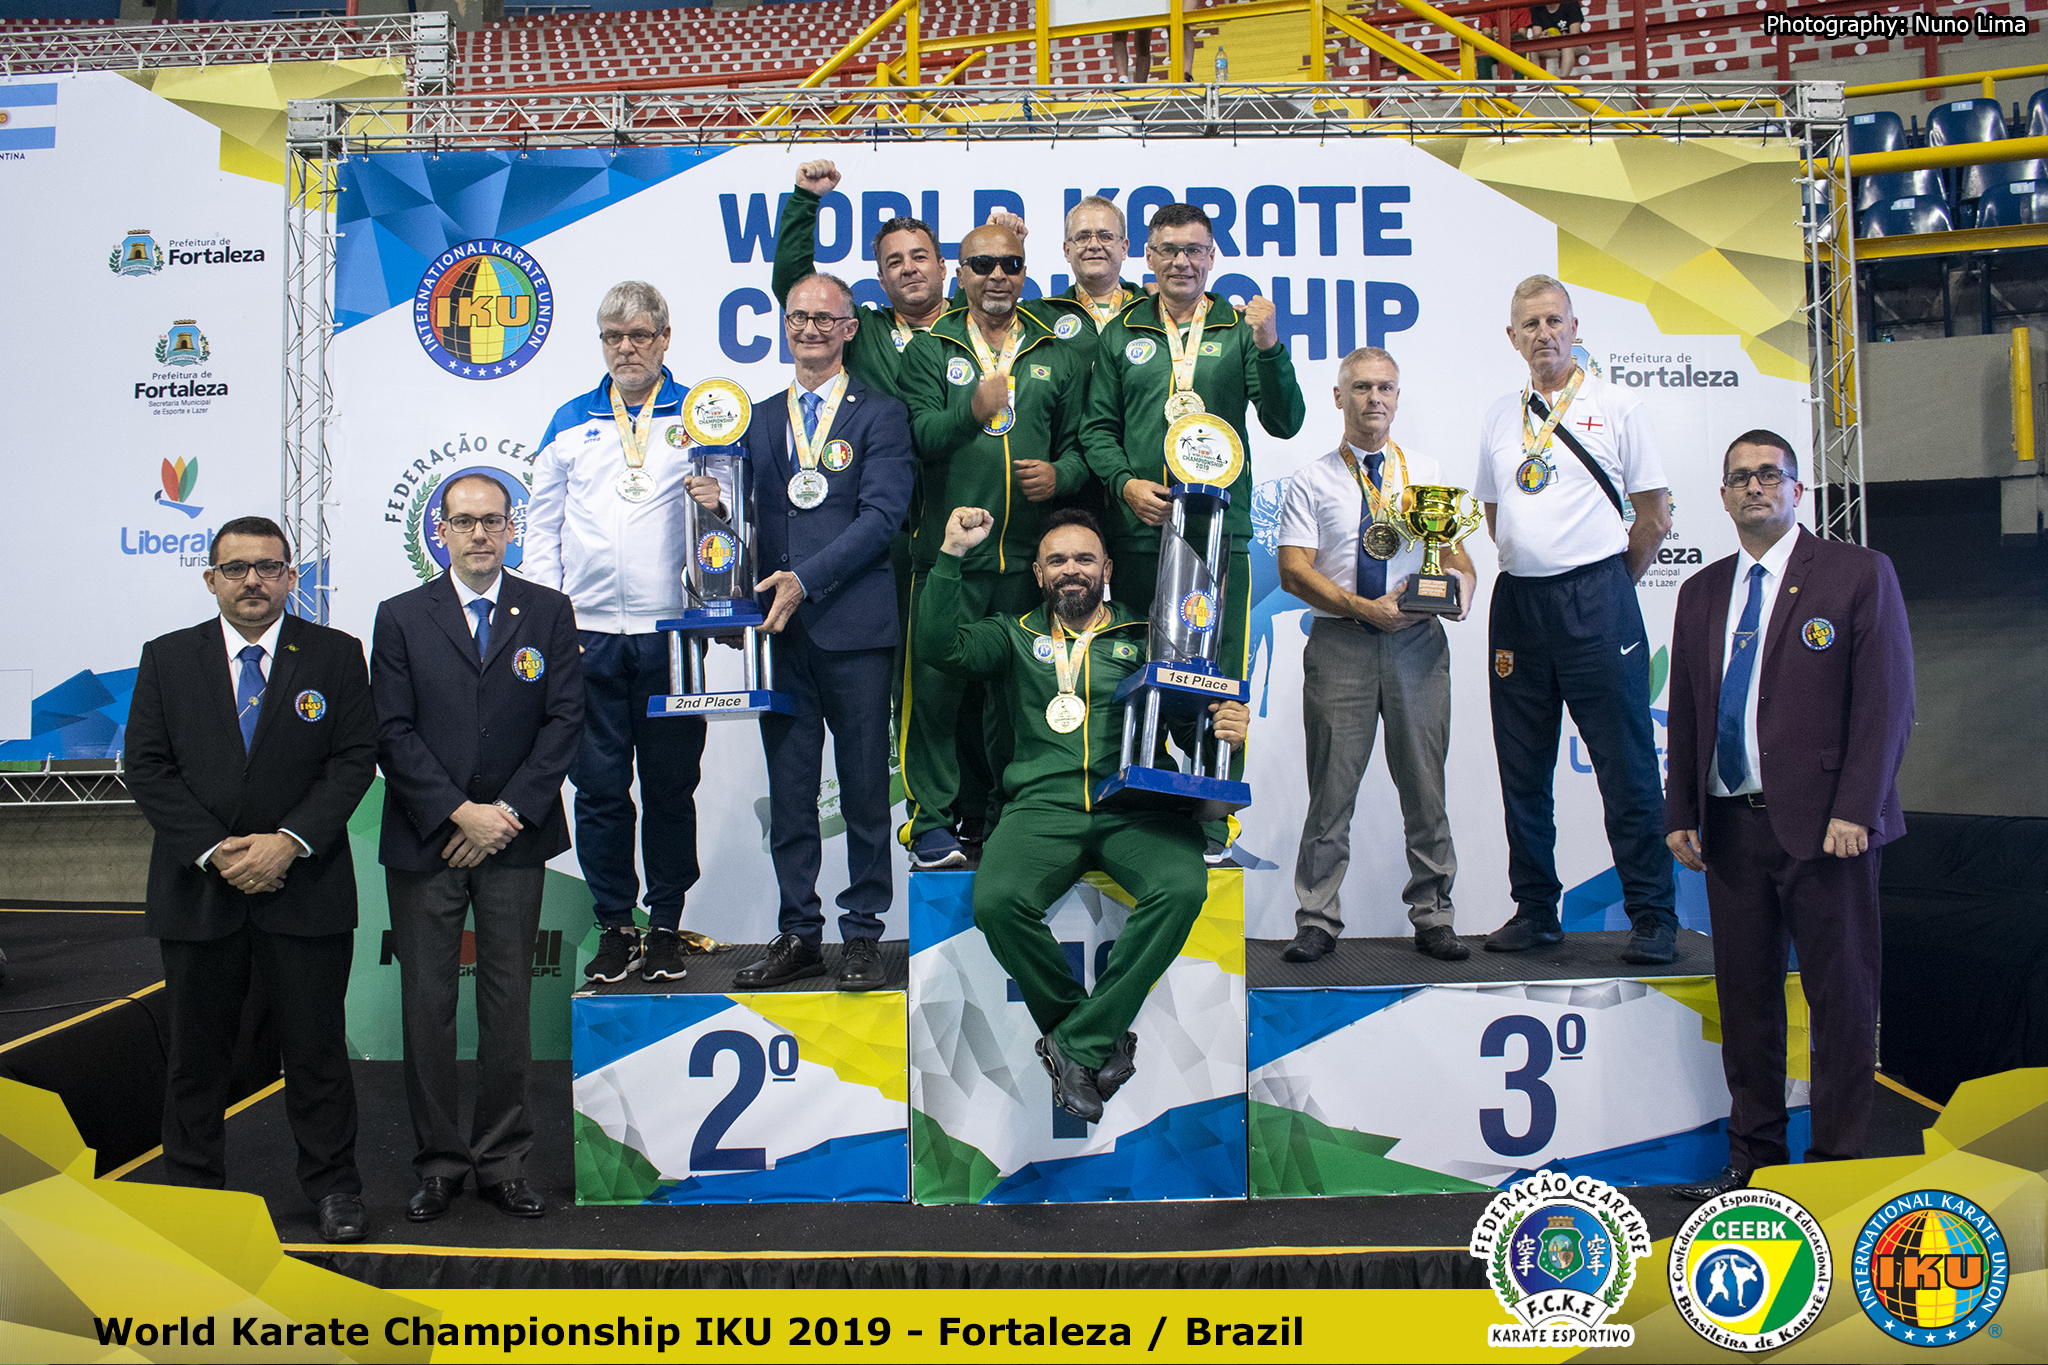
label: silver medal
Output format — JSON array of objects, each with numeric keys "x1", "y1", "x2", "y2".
[
  {"x1": 617, "y1": 467, "x2": 656, "y2": 503},
  {"x1": 788, "y1": 470, "x2": 829, "y2": 510}
]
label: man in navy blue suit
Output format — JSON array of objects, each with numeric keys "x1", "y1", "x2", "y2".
[
  {"x1": 690, "y1": 273, "x2": 915, "y2": 991},
  {"x1": 371, "y1": 472, "x2": 584, "y2": 1222}
]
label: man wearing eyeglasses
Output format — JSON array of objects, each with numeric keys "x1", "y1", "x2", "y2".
[
  {"x1": 371, "y1": 473, "x2": 584, "y2": 1224},
  {"x1": 688, "y1": 274, "x2": 914, "y2": 991},
  {"x1": 524, "y1": 281, "x2": 735, "y2": 987},
  {"x1": 896, "y1": 223, "x2": 1096, "y2": 870},
  {"x1": 1035, "y1": 196, "x2": 1143, "y2": 339},
  {"x1": 1081, "y1": 202, "x2": 1306, "y2": 861},
  {"x1": 125, "y1": 516, "x2": 377, "y2": 1244},
  {"x1": 1475, "y1": 275, "x2": 1675, "y2": 964},
  {"x1": 1664, "y1": 430, "x2": 1913, "y2": 1202}
]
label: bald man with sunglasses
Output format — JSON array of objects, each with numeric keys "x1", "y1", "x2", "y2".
[{"x1": 897, "y1": 222, "x2": 1097, "y2": 868}]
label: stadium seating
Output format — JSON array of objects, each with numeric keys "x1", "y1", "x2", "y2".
[
  {"x1": 1927, "y1": 97, "x2": 2012, "y2": 225},
  {"x1": 1848, "y1": 110, "x2": 1944, "y2": 213},
  {"x1": 1859, "y1": 193, "x2": 1954, "y2": 240},
  {"x1": 1976, "y1": 180, "x2": 2048, "y2": 229}
]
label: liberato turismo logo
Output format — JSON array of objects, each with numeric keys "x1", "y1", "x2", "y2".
[
  {"x1": 122, "y1": 458, "x2": 214, "y2": 563},
  {"x1": 415, "y1": 240, "x2": 554, "y2": 379},
  {"x1": 1852, "y1": 1190, "x2": 2007, "y2": 1345},
  {"x1": 1469, "y1": 1172, "x2": 1651, "y2": 1348},
  {"x1": 1667, "y1": 1188, "x2": 1832, "y2": 1351}
]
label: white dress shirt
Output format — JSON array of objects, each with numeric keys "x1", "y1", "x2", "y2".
[
  {"x1": 1709, "y1": 525, "x2": 1799, "y2": 797},
  {"x1": 450, "y1": 570, "x2": 502, "y2": 636},
  {"x1": 198, "y1": 615, "x2": 309, "y2": 868},
  {"x1": 1277, "y1": 439, "x2": 1441, "y2": 615}
]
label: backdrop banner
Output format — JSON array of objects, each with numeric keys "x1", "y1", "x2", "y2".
[{"x1": 322, "y1": 137, "x2": 1808, "y2": 955}]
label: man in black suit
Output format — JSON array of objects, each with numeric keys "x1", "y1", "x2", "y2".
[
  {"x1": 372, "y1": 473, "x2": 584, "y2": 1222},
  {"x1": 125, "y1": 516, "x2": 377, "y2": 1244},
  {"x1": 690, "y1": 273, "x2": 915, "y2": 990}
]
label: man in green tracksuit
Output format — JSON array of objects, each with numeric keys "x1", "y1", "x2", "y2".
[
  {"x1": 1027, "y1": 195, "x2": 1145, "y2": 342},
  {"x1": 897, "y1": 222, "x2": 1096, "y2": 870},
  {"x1": 1080, "y1": 202, "x2": 1306, "y2": 855},
  {"x1": 916, "y1": 504, "x2": 1250, "y2": 1122}
]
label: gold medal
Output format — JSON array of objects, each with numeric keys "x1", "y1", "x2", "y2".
[
  {"x1": 964, "y1": 317, "x2": 1023, "y2": 437},
  {"x1": 1363, "y1": 519, "x2": 1402, "y2": 560},
  {"x1": 1159, "y1": 295, "x2": 1209, "y2": 429},
  {"x1": 1044, "y1": 692, "x2": 1087, "y2": 734},
  {"x1": 1163, "y1": 390, "x2": 1206, "y2": 421},
  {"x1": 617, "y1": 468, "x2": 657, "y2": 503}
]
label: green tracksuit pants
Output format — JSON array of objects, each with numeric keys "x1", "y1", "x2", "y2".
[{"x1": 971, "y1": 803, "x2": 1209, "y2": 1067}]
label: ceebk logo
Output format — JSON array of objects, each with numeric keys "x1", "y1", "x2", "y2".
[
  {"x1": 1469, "y1": 1171, "x2": 1652, "y2": 1348},
  {"x1": 123, "y1": 457, "x2": 214, "y2": 563}
]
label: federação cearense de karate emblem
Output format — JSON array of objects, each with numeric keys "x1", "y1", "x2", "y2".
[{"x1": 1469, "y1": 1172, "x2": 1651, "y2": 1348}]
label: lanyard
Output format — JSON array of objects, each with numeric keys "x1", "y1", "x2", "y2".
[
  {"x1": 1338, "y1": 441, "x2": 1411, "y2": 523},
  {"x1": 1049, "y1": 609, "x2": 1107, "y2": 696},
  {"x1": 607, "y1": 384, "x2": 659, "y2": 469},
  {"x1": 1081, "y1": 286, "x2": 1125, "y2": 329},
  {"x1": 964, "y1": 316, "x2": 1023, "y2": 382},
  {"x1": 785, "y1": 371, "x2": 849, "y2": 472},
  {"x1": 1161, "y1": 296, "x2": 1210, "y2": 396},
  {"x1": 1521, "y1": 366, "x2": 1585, "y2": 460}
]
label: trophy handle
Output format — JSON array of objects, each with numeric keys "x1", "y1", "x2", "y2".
[{"x1": 1456, "y1": 493, "x2": 1485, "y2": 541}]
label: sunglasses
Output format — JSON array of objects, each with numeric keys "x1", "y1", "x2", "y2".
[{"x1": 963, "y1": 254, "x2": 1025, "y2": 277}]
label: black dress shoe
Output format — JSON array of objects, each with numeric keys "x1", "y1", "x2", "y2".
[
  {"x1": 1484, "y1": 915, "x2": 1564, "y2": 952},
  {"x1": 835, "y1": 936, "x2": 887, "y2": 992},
  {"x1": 316, "y1": 1192, "x2": 368, "y2": 1243},
  {"x1": 1415, "y1": 924, "x2": 1471, "y2": 961},
  {"x1": 733, "y1": 933, "x2": 825, "y2": 988},
  {"x1": 1675, "y1": 1166, "x2": 1749, "y2": 1203},
  {"x1": 1621, "y1": 919, "x2": 1678, "y2": 965},
  {"x1": 406, "y1": 1176, "x2": 461, "y2": 1223},
  {"x1": 1034, "y1": 1035, "x2": 1103, "y2": 1123},
  {"x1": 479, "y1": 1177, "x2": 546, "y2": 1219},
  {"x1": 1095, "y1": 1032, "x2": 1138, "y2": 1101},
  {"x1": 1281, "y1": 925, "x2": 1335, "y2": 963}
]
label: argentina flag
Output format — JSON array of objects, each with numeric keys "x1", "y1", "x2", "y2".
[{"x1": 0, "y1": 81, "x2": 56, "y2": 153}]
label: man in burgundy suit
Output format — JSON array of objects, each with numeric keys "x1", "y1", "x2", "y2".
[{"x1": 1664, "y1": 429, "x2": 1914, "y2": 1202}]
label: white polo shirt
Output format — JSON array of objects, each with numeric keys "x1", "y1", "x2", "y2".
[
  {"x1": 1473, "y1": 371, "x2": 1666, "y2": 578},
  {"x1": 1277, "y1": 440, "x2": 1441, "y2": 616}
]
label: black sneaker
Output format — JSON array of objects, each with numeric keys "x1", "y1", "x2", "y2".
[
  {"x1": 641, "y1": 927, "x2": 689, "y2": 982},
  {"x1": 585, "y1": 926, "x2": 643, "y2": 983},
  {"x1": 1095, "y1": 1032, "x2": 1138, "y2": 1101},
  {"x1": 1415, "y1": 924, "x2": 1471, "y2": 961},
  {"x1": 1035, "y1": 1034, "x2": 1104, "y2": 1123}
]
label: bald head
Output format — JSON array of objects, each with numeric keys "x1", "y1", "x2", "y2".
[{"x1": 958, "y1": 223, "x2": 1025, "y2": 324}]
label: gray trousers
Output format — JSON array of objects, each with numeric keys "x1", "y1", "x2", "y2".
[
  {"x1": 1293, "y1": 615, "x2": 1457, "y2": 934},
  {"x1": 387, "y1": 862, "x2": 546, "y2": 1185}
]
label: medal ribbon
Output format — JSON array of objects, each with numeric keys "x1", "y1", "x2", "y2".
[
  {"x1": 964, "y1": 315, "x2": 1024, "y2": 385},
  {"x1": 1048, "y1": 608, "x2": 1108, "y2": 700},
  {"x1": 1161, "y1": 295, "x2": 1210, "y2": 400},
  {"x1": 1520, "y1": 365, "x2": 1585, "y2": 462},
  {"x1": 608, "y1": 383, "x2": 660, "y2": 470},
  {"x1": 785, "y1": 371, "x2": 850, "y2": 473},
  {"x1": 1338, "y1": 440, "x2": 1411, "y2": 527},
  {"x1": 1081, "y1": 285, "x2": 1125, "y2": 329}
]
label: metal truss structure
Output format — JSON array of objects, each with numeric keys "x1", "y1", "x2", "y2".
[
  {"x1": 0, "y1": 762, "x2": 130, "y2": 808},
  {"x1": 277, "y1": 78, "x2": 1855, "y2": 621},
  {"x1": 0, "y1": 12, "x2": 449, "y2": 94}
]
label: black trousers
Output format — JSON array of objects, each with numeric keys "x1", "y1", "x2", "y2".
[
  {"x1": 387, "y1": 862, "x2": 547, "y2": 1184},
  {"x1": 158, "y1": 923, "x2": 360, "y2": 1202},
  {"x1": 1488, "y1": 554, "x2": 1675, "y2": 928},
  {"x1": 1704, "y1": 796, "x2": 1881, "y2": 1170},
  {"x1": 761, "y1": 617, "x2": 897, "y2": 943}
]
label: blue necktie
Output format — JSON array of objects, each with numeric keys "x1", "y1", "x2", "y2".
[
  {"x1": 1717, "y1": 563, "x2": 1768, "y2": 792},
  {"x1": 468, "y1": 598, "x2": 492, "y2": 661},
  {"x1": 800, "y1": 390, "x2": 822, "y2": 440},
  {"x1": 1356, "y1": 450, "x2": 1387, "y2": 620},
  {"x1": 235, "y1": 644, "x2": 266, "y2": 752}
]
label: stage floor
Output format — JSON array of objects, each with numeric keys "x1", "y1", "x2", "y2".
[
  {"x1": 576, "y1": 940, "x2": 912, "y2": 995},
  {"x1": 1245, "y1": 928, "x2": 1716, "y2": 988},
  {"x1": 118, "y1": 1057, "x2": 1945, "y2": 1290},
  {"x1": 0, "y1": 901, "x2": 156, "y2": 1046}
]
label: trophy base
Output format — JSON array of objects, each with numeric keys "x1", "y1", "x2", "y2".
[
  {"x1": 658, "y1": 604, "x2": 767, "y2": 635},
  {"x1": 1093, "y1": 766, "x2": 1250, "y2": 823},
  {"x1": 1110, "y1": 661, "x2": 1251, "y2": 714},
  {"x1": 647, "y1": 690, "x2": 796, "y2": 721},
  {"x1": 1399, "y1": 573, "x2": 1462, "y2": 617}
]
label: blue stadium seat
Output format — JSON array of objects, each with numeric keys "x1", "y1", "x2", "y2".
[
  {"x1": 1975, "y1": 180, "x2": 2048, "y2": 228},
  {"x1": 1927, "y1": 97, "x2": 2011, "y2": 215},
  {"x1": 1849, "y1": 110, "x2": 1941, "y2": 210},
  {"x1": 1859, "y1": 194, "x2": 1953, "y2": 239},
  {"x1": 2027, "y1": 87, "x2": 2048, "y2": 140}
]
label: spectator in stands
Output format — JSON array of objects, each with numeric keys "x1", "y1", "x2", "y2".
[
  {"x1": 1039, "y1": 196, "x2": 1144, "y2": 337},
  {"x1": 371, "y1": 472, "x2": 583, "y2": 1225},
  {"x1": 1277, "y1": 347, "x2": 1474, "y2": 966},
  {"x1": 523, "y1": 281, "x2": 736, "y2": 987},
  {"x1": 917, "y1": 504, "x2": 1250, "y2": 1122},
  {"x1": 1665, "y1": 431, "x2": 1914, "y2": 1202},
  {"x1": 1475, "y1": 274, "x2": 1675, "y2": 963},
  {"x1": 1111, "y1": 29, "x2": 1151, "y2": 84},
  {"x1": 1526, "y1": 0, "x2": 1584, "y2": 78},
  {"x1": 125, "y1": 516, "x2": 376, "y2": 1244},
  {"x1": 1476, "y1": 9, "x2": 1532, "y2": 79},
  {"x1": 897, "y1": 222, "x2": 1097, "y2": 870}
]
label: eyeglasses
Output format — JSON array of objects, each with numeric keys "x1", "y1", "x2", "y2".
[
  {"x1": 441, "y1": 513, "x2": 511, "y2": 534},
  {"x1": 785, "y1": 311, "x2": 855, "y2": 332},
  {"x1": 1722, "y1": 467, "x2": 1793, "y2": 489},
  {"x1": 599, "y1": 329, "x2": 663, "y2": 348},
  {"x1": 1146, "y1": 241, "x2": 1214, "y2": 261},
  {"x1": 963, "y1": 254, "x2": 1025, "y2": 277},
  {"x1": 1067, "y1": 230, "x2": 1124, "y2": 246},
  {"x1": 213, "y1": 559, "x2": 289, "y2": 581}
]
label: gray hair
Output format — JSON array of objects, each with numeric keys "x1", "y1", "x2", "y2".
[
  {"x1": 1065, "y1": 194, "x2": 1127, "y2": 239},
  {"x1": 1510, "y1": 273, "x2": 1573, "y2": 319},
  {"x1": 597, "y1": 280, "x2": 669, "y2": 333},
  {"x1": 1337, "y1": 346, "x2": 1400, "y2": 383},
  {"x1": 789, "y1": 271, "x2": 856, "y2": 312}
]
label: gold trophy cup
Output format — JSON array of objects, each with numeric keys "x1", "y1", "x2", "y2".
[{"x1": 1396, "y1": 484, "x2": 1483, "y2": 616}]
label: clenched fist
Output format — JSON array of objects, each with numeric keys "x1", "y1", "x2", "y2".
[
  {"x1": 1242, "y1": 295, "x2": 1279, "y2": 349},
  {"x1": 942, "y1": 507, "x2": 995, "y2": 558},
  {"x1": 797, "y1": 159, "x2": 840, "y2": 195}
]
